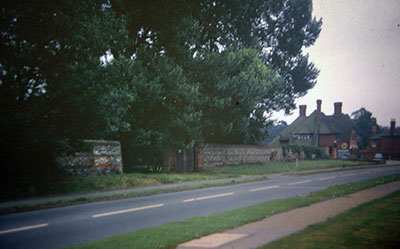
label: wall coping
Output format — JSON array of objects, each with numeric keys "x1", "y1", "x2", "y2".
[
  {"x1": 202, "y1": 143, "x2": 281, "y2": 149},
  {"x1": 83, "y1": 139, "x2": 121, "y2": 145}
]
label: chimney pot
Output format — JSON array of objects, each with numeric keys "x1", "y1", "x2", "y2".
[
  {"x1": 317, "y1": 99, "x2": 322, "y2": 112},
  {"x1": 299, "y1": 105, "x2": 307, "y2": 117},
  {"x1": 316, "y1": 100, "x2": 322, "y2": 124},
  {"x1": 334, "y1": 102, "x2": 343, "y2": 117},
  {"x1": 390, "y1": 119, "x2": 396, "y2": 136},
  {"x1": 372, "y1": 125, "x2": 377, "y2": 137}
]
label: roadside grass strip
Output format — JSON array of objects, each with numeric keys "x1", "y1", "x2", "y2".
[
  {"x1": 201, "y1": 160, "x2": 372, "y2": 176},
  {"x1": 69, "y1": 174, "x2": 400, "y2": 249},
  {"x1": 260, "y1": 190, "x2": 400, "y2": 249},
  {"x1": 0, "y1": 177, "x2": 265, "y2": 215},
  {"x1": 1, "y1": 160, "x2": 374, "y2": 202},
  {"x1": 0, "y1": 160, "x2": 378, "y2": 214}
]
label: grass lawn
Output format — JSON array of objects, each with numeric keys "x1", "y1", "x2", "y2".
[
  {"x1": 2, "y1": 160, "x2": 373, "y2": 201},
  {"x1": 45, "y1": 172, "x2": 231, "y2": 196},
  {"x1": 0, "y1": 177, "x2": 265, "y2": 215},
  {"x1": 68, "y1": 174, "x2": 400, "y2": 249},
  {"x1": 55, "y1": 160, "x2": 370, "y2": 195},
  {"x1": 200, "y1": 159, "x2": 367, "y2": 176},
  {"x1": 261, "y1": 190, "x2": 400, "y2": 249}
]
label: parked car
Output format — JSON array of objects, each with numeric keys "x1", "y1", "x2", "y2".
[{"x1": 373, "y1": 153, "x2": 384, "y2": 162}]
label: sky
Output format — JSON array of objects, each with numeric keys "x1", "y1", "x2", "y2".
[{"x1": 273, "y1": 0, "x2": 400, "y2": 126}]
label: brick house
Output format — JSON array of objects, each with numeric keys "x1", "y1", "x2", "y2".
[
  {"x1": 361, "y1": 119, "x2": 400, "y2": 160},
  {"x1": 270, "y1": 100, "x2": 357, "y2": 159}
]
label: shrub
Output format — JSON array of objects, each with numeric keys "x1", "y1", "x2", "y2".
[{"x1": 282, "y1": 144, "x2": 328, "y2": 160}]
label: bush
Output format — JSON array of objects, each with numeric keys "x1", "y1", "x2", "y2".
[{"x1": 282, "y1": 144, "x2": 328, "y2": 160}]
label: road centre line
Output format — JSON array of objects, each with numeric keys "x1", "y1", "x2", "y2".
[
  {"x1": 319, "y1": 176, "x2": 335, "y2": 181},
  {"x1": 359, "y1": 171, "x2": 371, "y2": 175},
  {"x1": 250, "y1": 185, "x2": 280, "y2": 192},
  {"x1": 0, "y1": 223, "x2": 49, "y2": 235},
  {"x1": 288, "y1": 180, "x2": 312, "y2": 186},
  {"x1": 343, "y1": 173, "x2": 356, "y2": 177},
  {"x1": 183, "y1": 192, "x2": 234, "y2": 203},
  {"x1": 92, "y1": 203, "x2": 164, "y2": 218}
]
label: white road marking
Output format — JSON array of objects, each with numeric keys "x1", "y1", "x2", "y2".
[
  {"x1": 359, "y1": 171, "x2": 371, "y2": 175},
  {"x1": 92, "y1": 203, "x2": 164, "y2": 218},
  {"x1": 343, "y1": 173, "x2": 356, "y2": 177},
  {"x1": 183, "y1": 192, "x2": 234, "y2": 203},
  {"x1": 250, "y1": 185, "x2": 280, "y2": 192},
  {"x1": 0, "y1": 223, "x2": 49, "y2": 235},
  {"x1": 288, "y1": 180, "x2": 312, "y2": 186},
  {"x1": 319, "y1": 176, "x2": 335, "y2": 181}
]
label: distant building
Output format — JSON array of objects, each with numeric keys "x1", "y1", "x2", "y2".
[
  {"x1": 361, "y1": 119, "x2": 400, "y2": 160},
  {"x1": 270, "y1": 100, "x2": 357, "y2": 159}
]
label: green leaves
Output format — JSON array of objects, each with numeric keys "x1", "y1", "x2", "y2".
[
  {"x1": 282, "y1": 144, "x2": 328, "y2": 159},
  {"x1": 194, "y1": 48, "x2": 281, "y2": 144},
  {"x1": 351, "y1": 108, "x2": 379, "y2": 149},
  {"x1": 1, "y1": 0, "x2": 322, "y2": 170}
]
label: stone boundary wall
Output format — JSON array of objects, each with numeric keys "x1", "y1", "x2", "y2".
[
  {"x1": 197, "y1": 144, "x2": 283, "y2": 169},
  {"x1": 57, "y1": 140, "x2": 123, "y2": 176}
]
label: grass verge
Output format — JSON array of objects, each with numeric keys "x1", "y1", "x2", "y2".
[
  {"x1": 9, "y1": 172, "x2": 234, "y2": 199},
  {"x1": 0, "y1": 176, "x2": 265, "y2": 215},
  {"x1": 200, "y1": 160, "x2": 374, "y2": 176},
  {"x1": 260, "y1": 190, "x2": 400, "y2": 249},
  {"x1": 2, "y1": 160, "x2": 373, "y2": 202},
  {"x1": 69, "y1": 174, "x2": 400, "y2": 249}
]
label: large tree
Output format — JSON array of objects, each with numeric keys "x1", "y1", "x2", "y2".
[
  {"x1": 192, "y1": 48, "x2": 282, "y2": 144},
  {"x1": 109, "y1": 55, "x2": 202, "y2": 168},
  {"x1": 110, "y1": 0, "x2": 322, "y2": 144},
  {"x1": 0, "y1": 0, "x2": 132, "y2": 192},
  {"x1": 1, "y1": 0, "x2": 322, "y2": 177},
  {"x1": 0, "y1": 0, "x2": 129, "y2": 141},
  {"x1": 351, "y1": 108, "x2": 380, "y2": 149}
]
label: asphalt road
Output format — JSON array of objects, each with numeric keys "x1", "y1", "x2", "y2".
[{"x1": 1, "y1": 165, "x2": 399, "y2": 249}]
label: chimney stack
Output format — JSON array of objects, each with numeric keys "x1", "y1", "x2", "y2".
[
  {"x1": 334, "y1": 102, "x2": 342, "y2": 117},
  {"x1": 299, "y1": 105, "x2": 307, "y2": 117},
  {"x1": 316, "y1": 99, "x2": 322, "y2": 124},
  {"x1": 372, "y1": 125, "x2": 377, "y2": 137},
  {"x1": 390, "y1": 119, "x2": 396, "y2": 136}
]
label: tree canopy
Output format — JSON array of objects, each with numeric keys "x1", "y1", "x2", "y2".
[
  {"x1": 351, "y1": 108, "x2": 380, "y2": 149},
  {"x1": 1, "y1": 0, "x2": 322, "y2": 177},
  {"x1": 110, "y1": 0, "x2": 321, "y2": 112}
]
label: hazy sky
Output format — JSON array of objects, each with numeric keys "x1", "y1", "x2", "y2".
[{"x1": 274, "y1": 0, "x2": 400, "y2": 126}]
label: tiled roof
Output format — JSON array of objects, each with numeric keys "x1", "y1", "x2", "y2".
[
  {"x1": 370, "y1": 127, "x2": 400, "y2": 140},
  {"x1": 269, "y1": 110, "x2": 355, "y2": 146}
]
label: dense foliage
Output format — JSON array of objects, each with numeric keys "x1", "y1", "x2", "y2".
[
  {"x1": 282, "y1": 144, "x2": 328, "y2": 160},
  {"x1": 1, "y1": 0, "x2": 321, "y2": 185},
  {"x1": 351, "y1": 108, "x2": 380, "y2": 149}
]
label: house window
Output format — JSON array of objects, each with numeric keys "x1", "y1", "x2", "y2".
[
  {"x1": 372, "y1": 141, "x2": 377, "y2": 148},
  {"x1": 293, "y1": 134, "x2": 311, "y2": 140}
]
